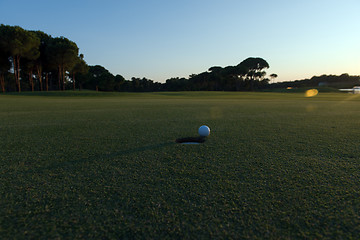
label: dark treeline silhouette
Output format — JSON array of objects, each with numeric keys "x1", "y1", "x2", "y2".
[
  {"x1": 88, "y1": 57, "x2": 272, "y2": 92},
  {"x1": 184, "y1": 57, "x2": 271, "y2": 91},
  {"x1": 1, "y1": 25, "x2": 358, "y2": 93},
  {"x1": 0, "y1": 25, "x2": 276, "y2": 92},
  {"x1": 269, "y1": 74, "x2": 360, "y2": 89}
]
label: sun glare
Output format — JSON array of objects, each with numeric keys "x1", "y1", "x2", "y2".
[{"x1": 305, "y1": 89, "x2": 318, "y2": 97}]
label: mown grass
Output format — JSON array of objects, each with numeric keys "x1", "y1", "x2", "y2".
[{"x1": 0, "y1": 92, "x2": 359, "y2": 239}]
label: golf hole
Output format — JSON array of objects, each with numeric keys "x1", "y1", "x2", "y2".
[{"x1": 176, "y1": 136, "x2": 206, "y2": 144}]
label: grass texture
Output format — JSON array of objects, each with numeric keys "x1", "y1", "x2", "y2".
[{"x1": 0, "y1": 92, "x2": 359, "y2": 239}]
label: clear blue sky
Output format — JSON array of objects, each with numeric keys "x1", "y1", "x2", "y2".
[{"x1": 1, "y1": 0, "x2": 359, "y2": 82}]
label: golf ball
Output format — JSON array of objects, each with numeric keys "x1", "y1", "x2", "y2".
[{"x1": 198, "y1": 125, "x2": 210, "y2": 137}]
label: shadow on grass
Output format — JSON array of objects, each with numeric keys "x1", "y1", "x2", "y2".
[
  {"x1": 25, "y1": 141, "x2": 176, "y2": 174},
  {"x1": 175, "y1": 136, "x2": 206, "y2": 144},
  {"x1": 107, "y1": 141, "x2": 176, "y2": 157}
]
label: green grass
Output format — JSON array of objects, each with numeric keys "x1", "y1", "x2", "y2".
[{"x1": 0, "y1": 92, "x2": 359, "y2": 239}]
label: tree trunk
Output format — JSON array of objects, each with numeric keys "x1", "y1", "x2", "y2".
[
  {"x1": 73, "y1": 73, "x2": 76, "y2": 91},
  {"x1": 29, "y1": 70, "x2": 34, "y2": 92},
  {"x1": 13, "y1": 55, "x2": 21, "y2": 92},
  {"x1": 13, "y1": 57, "x2": 17, "y2": 91},
  {"x1": 17, "y1": 56, "x2": 21, "y2": 92},
  {"x1": 45, "y1": 73, "x2": 49, "y2": 91},
  {"x1": 0, "y1": 74, "x2": 5, "y2": 93},
  {"x1": 58, "y1": 65, "x2": 62, "y2": 91},
  {"x1": 62, "y1": 68, "x2": 66, "y2": 91},
  {"x1": 36, "y1": 65, "x2": 43, "y2": 91}
]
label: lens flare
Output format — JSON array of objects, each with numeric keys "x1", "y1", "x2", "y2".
[{"x1": 305, "y1": 89, "x2": 318, "y2": 97}]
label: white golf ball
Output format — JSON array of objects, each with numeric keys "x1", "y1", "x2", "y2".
[{"x1": 198, "y1": 125, "x2": 210, "y2": 137}]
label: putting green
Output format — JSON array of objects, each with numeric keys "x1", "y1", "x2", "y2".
[{"x1": 0, "y1": 92, "x2": 359, "y2": 239}]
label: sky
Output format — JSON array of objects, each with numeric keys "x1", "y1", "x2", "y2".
[{"x1": 1, "y1": 0, "x2": 359, "y2": 82}]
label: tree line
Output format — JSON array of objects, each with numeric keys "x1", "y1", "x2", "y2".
[
  {"x1": 0, "y1": 25, "x2": 282, "y2": 92},
  {"x1": 82, "y1": 57, "x2": 275, "y2": 92},
  {"x1": 269, "y1": 74, "x2": 360, "y2": 89},
  {"x1": 172, "y1": 57, "x2": 273, "y2": 91},
  {"x1": 2, "y1": 25, "x2": 359, "y2": 93}
]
